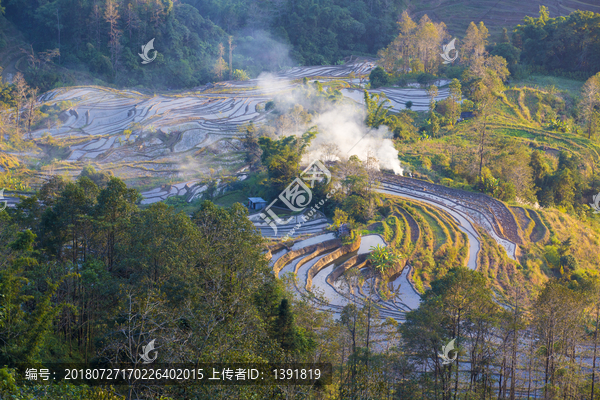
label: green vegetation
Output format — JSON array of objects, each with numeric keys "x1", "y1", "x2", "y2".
[
  {"x1": 367, "y1": 243, "x2": 401, "y2": 276},
  {"x1": 0, "y1": 175, "x2": 325, "y2": 398},
  {"x1": 259, "y1": 129, "x2": 316, "y2": 194},
  {"x1": 371, "y1": 14, "x2": 600, "y2": 289},
  {"x1": 5, "y1": 3, "x2": 600, "y2": 399},
  {"x1": 513, "y1": 9, "x2": 600, "y2": 79},
  {"x1": 0, "y1": 0, "x2": 407, "y2": 90},
  {"x1": 369, "y1": 10, "x2": 600, "y2": 220}
]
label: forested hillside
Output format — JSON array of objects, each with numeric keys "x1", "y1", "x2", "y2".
[
  {"x1": 5, "y1": 1, "x2": 600, "y2": 399},
  {"x1": 0, "y1": 0, "x2": 406, "y2": 89},
  {"x1": 2, "y1": 0, "x2": 600, "y2": 91}
]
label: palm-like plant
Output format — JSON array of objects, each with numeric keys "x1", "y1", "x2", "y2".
[
  {"x1": 364, "y1": 91, "x2": 391, "y2": 128},
  {"x1": 367, "y1": 244, "x2": 402, "y2": 275}
]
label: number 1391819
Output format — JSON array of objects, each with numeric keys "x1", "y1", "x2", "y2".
[{"x1": 272, "y1": 369, "x2": 321, "y2": 381}]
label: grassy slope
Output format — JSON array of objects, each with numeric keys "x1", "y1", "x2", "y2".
[
  {"x1": 407, "y1": 0, "x2": 600, "y2": 37},
  {"x1": 400, "y1": 76, "x2": 600, "y2": 182},
  {"x1": 393, "y1": 74, "x2": 600, "y2": 291},
  {"x1": 538, "y1": 210, "x2": 600, "y2": 270}
]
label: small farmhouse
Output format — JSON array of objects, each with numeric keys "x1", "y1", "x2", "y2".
[{"x1": 248, "y1": 197, "x2": 268, "y2": 210}]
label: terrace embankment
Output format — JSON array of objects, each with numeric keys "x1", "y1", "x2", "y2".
[
  {"x1": 273, "y1": 238, "x2": 341, "y2": 277},
  {"x1": 305, "y1": 236, "x2": 362, "y2": 291}
]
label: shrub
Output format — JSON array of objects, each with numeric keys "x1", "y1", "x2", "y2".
[
  {"x1": 560, "y1": 254, "x2": 578, "y2": 272},
  {"x1": 417, "y1": 72, "x2": 436, "y2": 86},
  {"x1": 461, "y1": 99, "x2": 475, "y2": 112},
  {"x1": 233, "y1": 69, "x2": 250, "y2": 81},
  {"x1": 494, "y1": 181, "x2": 516, "y2": 202},
  {"x1": 369, "y1": 66, "x2": 390, "y2": 89},
  {"x1": 382, "y1": 221, "x2": 392, "y2": 242},
  {"x1": 343, "y1": 195, "x2": 369, "y2": 222},
  {"x1": 341, "y1": 229, "x2": 360, "y2": 245},
  {"x1": 411, "y1": 59, "x2": 424, "y2": 74},
  {"x1": 440, "y1": 178, "x2": 454, "y2": 187},
  {"x1": 421, "y1": 156, "x2": 432, "y2": 170},
  {"x1": 544, "y1": 245, "x2": 560, "y2": 268},
  {"x1": 332, "y1": 208, "x2": 349, "y2": 229}
]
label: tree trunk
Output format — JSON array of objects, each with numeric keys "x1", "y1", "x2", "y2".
[
  {"x1": 510, "y1": 330, "x2": 517, "y2": 400},
  {"x1": 591, "y1": 307, "x2": 599, "y2": 400},
  {"x1": 56, "y1": 9, "x2": 61, "y2": 65},
  {"x1": 510, "y1": 290, "x2": 519, "y2": 400},
  {"x1": 499, "y1": 354, "x2": 506, "y2": 399},
  {"x1": 527, "y1": 331, "x2": 534, "y2": 399},
  {"x1": 454, "y1": 309, "x2": 461, "y2": 400},
  {"x1": 365, "y1": 282, "x2": 372, "y2": 367},
  {"x1": 478, "y1": 116, "x2": 487, "y2": 181},
  {"x1": 228, "y1": 36, "x2": 234, "y2": 80}
]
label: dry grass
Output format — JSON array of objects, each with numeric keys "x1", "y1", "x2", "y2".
[
  {"x1": 540, "y1": 209, "x2": 600, "y2": 271},
  {"x1": 409, "y1": 0, "x2": 599, "y2": 37}
]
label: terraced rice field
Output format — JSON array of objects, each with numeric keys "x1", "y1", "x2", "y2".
[
  {"x1": 273, "y1": 233, "x2": 413, "y2": 320},
  {"x1": 510, "y1": 206, "x2": 548, "y2": 243},
  {"x1": 249, "y1": 210, "x2": 331, "y2": 238},
  {"x1": 29, "y1": 60, "x2": 453, "y2": 204},
  {"x1": 268, "y1": 177, "x2": 524, "y2": 320},
  {"x1": 20, "y1": 58, "x2": 533, "y2": 318},
  {"x1": 342, "y1": 80, "x2": 450, "y2": 112}
]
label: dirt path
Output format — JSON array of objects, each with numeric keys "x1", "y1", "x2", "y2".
[{"x1": 0, "y1": 46, "x2": 25, "y2": 83}]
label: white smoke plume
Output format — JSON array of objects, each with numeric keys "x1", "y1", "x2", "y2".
[
  {"x1": 236, "y1": 30, "x2": 295, "y2": 74},
  {"x1": 256, "y1": 76, "x2": 403, "y2": 175},
  {"x1": 256, "y1": 72, "x2": 292, "y2": 94},
  {"x1": 308, "y1": 104, "x2": 403, "y2": 175}
]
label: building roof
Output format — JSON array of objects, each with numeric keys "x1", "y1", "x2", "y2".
[{"x1": 248, "y1": 197, "x2": 267, "y2": 203}]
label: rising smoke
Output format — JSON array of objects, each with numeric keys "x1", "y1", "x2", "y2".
[
  {"x1": 309, "y1": 104, "x2": 403, "y2": 175},
  {"x1": 234, "y1": 30, "x2": 295, "y2": 76},
  {"x1": 257, "y1": 74, "x2": 403, "y2": 175}
]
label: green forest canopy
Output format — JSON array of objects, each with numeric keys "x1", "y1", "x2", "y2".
[{"x1": 1, "y1": 1, "x2": 600, "y2": 90}]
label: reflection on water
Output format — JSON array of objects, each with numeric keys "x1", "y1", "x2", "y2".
[
  {"x1": 311, "y1": 264, "x2": 347, "y2": 307},
  {"x1": 270, "y1": 249, "x2": 287, "y2": 264},
  {"x1": 290, "y1": 233, "x2": 336, "y2": 250},
  {"x1": 277, "y1": 233, "x2": 426, "y2": 319},
  {"x1": 357, "y1": 235, "x2": 386, "y2": 254},
  {"x1": 389, "y1": 266, "x2": 422, "y2": 310},
  {"x1": 296, "y1": 252, "x2": 331, "y2": 294},
  {"x1": 278, "y1": 255, "x2": 305, "y2": 276},
  {"x1": 340, "y1": 89, "x2": 365, "y2": 104}
]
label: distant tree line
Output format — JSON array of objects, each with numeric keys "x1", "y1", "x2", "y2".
[
  {"x1": 375, "y1": 7, "x2": 600, "y2": 86},
  {"x1": 509, "y1": 7, "x2": 600, "y2": 79},
  {"x1": 0, "y1": 0, "x2": 406, "y2": 90}
]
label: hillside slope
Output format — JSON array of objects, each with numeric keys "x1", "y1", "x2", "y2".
[{"x1": 408, "y1": 0, "x2": 600, "y2": 37}]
